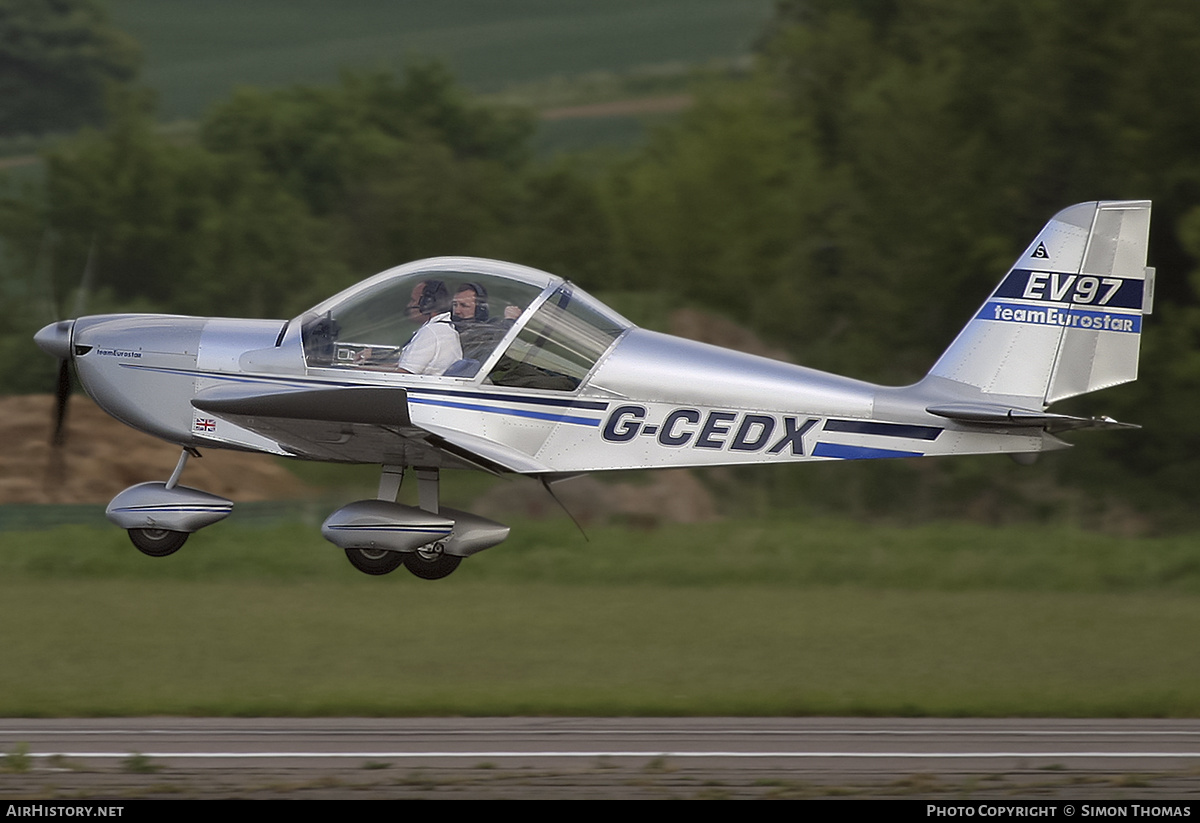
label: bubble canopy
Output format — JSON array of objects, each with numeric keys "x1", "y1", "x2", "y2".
[{"x1": 296, "y1": 257, "x2": 631, "y2": 391}]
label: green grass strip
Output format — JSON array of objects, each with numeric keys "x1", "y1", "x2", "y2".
[
  {"x1": 0, "y1": 581, "x2": 1197, "y2": 717},
  {"x1": 4, "y1": 518, "x2": 1200, "y2": 593}
]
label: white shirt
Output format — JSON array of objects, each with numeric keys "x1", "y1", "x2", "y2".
[{"x1": 396, "y1": 312, "x2": 462, "y2": 375}]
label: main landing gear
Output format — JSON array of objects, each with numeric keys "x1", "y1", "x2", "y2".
[
  {"x1": 321, "y1": 465, "x2": 508, "y2": 580},
  {"x1": 343, "y1": 544, "x2": 461, "y2": 579},
  {"x1": 344, "y1": 547, "x2": 405, "y2": 576}
]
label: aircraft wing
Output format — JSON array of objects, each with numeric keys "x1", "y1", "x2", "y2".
[
  {"x1": 194, "y1": 384, "x2": 412, "y2": 425},
  {"x1": 191, "y1": 383, "x2": 550, "y2": 472},
  {"x1": 415, "y1": 421, "x2": 552, "y2": 474}
]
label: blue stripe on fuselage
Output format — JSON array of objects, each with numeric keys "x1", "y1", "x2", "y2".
[
  {"x1": 407, "y1": 395, "x2": 602, "y2": 426},
  {"x1": 812, "y1": 442, "x2": 924, "y2": 460}
]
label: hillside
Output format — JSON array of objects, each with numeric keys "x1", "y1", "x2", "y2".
[{"x1": 0, "y1": 395, "x2": 309, "y2": 504}]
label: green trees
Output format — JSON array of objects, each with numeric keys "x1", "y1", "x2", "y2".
[
  {"x1": 2, "y1": 65, "x2": 548, "y2": 323},
  {"x1": 0, "y1": 0, "x2": 140, "y2": 136},
  {"x1": 200, "y1": 64, "x2": 536, "y2": 271}
]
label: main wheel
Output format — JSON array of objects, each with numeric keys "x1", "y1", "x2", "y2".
[
  {"x1": 344, "y1": 547, "x2": 404, "y2": 576},
  {"x1": 404, "y1": 543, "x2": 462, "y2": 580},
  {"x1": 128, "y1": 528, "x2": 188, "y2": 557}
]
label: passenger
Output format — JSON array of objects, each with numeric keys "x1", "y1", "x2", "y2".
[
  {"x1": 451, "y1": 283, "x2": 521, "y2": 363},
  {"x1": 451, "y1": 282, "x2": 491, "y2": 324},
  {"x1": 393, "y1": 280, "x2": 462, "y2": 374}
]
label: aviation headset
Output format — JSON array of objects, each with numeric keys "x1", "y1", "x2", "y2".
[{"x1": 414, "y1": 280, "x2": 451, "y2": 316}]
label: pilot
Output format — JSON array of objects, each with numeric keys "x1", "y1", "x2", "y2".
[{"x1": 394, "y1": 280, "x2": 462, "y2": 374}]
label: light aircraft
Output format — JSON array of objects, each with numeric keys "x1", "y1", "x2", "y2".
[{"x1": 35, "y1": 200, "x2": 1154, "y2": 579}]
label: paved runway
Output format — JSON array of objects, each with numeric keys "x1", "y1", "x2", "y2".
[{"x1": 3, "y1": 718, "x2": 1200, "y2": 799}]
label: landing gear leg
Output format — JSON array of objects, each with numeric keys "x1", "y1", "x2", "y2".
[
  {"x1": 377, "y1": 464, "x2": 405, "y2": 502},
  {"x1": 404, "y1": 467, "x2": 462, "y2": 580},
  {"x1": 165, "y1": 447, "x2": 198, "y2": 490}
]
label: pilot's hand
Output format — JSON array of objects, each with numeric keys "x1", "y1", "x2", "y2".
[{"x1": 504, "y1": 305, "x2": 521, "y2": 320}]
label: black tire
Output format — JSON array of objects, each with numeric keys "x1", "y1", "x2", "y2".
[
  {"x1": 128, "y1": 528, "x2": 188, "y2": 557},
  {"x1": 344, "y1": 547, "x2": 404, "y2": 576},
  {"x1": 404, "y1": 545, "x2": 462, "y2": 580}
]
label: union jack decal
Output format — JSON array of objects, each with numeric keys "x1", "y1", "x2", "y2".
[{"x1": 194, "y1": 418, "x2": 216, "y2": 432}]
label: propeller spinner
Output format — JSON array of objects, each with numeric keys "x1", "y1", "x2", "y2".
[{"x1": 35, "y1": 319, "x2": 77, "y2": 446}]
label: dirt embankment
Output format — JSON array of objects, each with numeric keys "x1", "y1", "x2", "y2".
[{"x1": 0, "y1": 395, "x2": 310, "y2": 504}]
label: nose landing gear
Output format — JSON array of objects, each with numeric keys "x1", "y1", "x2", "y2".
[
  {"x1": 105, "y1": 449, "x2": 232, "y2": 558},
  {"x1": 127, "y1": 528, "x2": 189, "y2": 557}
]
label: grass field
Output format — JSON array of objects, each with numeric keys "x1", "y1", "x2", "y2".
[
  {"x1": 2, "y1": 517, "x2": 1199, "y2": 717},
  {"x1": 106, "y1": 0, "x2": 775, "y2": 120}
]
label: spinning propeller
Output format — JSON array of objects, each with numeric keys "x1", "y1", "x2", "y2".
[
  {"x1": 35, "y1": 319, "x2": 77, "y2": 446},
  {"x1": 35, "y1": 236, "x2": 96, "y2": 449}
]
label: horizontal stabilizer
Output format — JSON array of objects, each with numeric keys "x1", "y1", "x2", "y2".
[
  {"x1": 193, "y1": 384, "x2": 410, "y2": 426},
  {"x1": 927, "y1": 403, "x2": 1138, "y2": 432}
]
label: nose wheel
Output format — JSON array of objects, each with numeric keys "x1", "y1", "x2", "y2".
[{"x1": 127, "y1": 528, "x2": 189, "y2": 557}]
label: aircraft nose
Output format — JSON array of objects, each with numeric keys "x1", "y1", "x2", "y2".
[{"x1": 34, "y1": 320, "x2": 75, "y2": 360}]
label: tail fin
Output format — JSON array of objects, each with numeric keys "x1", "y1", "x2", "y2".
[{"x1": 927, "y1": 200, "x2": 1153, "y2": 406}]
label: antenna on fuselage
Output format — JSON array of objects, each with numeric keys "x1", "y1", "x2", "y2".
[{"x1": 539, "y1": 474, "x2": 590, "y2": 542}]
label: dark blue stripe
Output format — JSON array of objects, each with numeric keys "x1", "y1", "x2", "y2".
[
  {"x1": 993, "y1": 269, "x2": 1144, "y2": 310},
  {"x1": 407, "y1": 396, "x2": 601, "y2": 426},
  {"x1": 114, "y1": 505, "x2": 231, "y2": 512},
  {"x1": 823, "y1": 420, "x2": 942, "y2": 441},
  {"x1": 329, "y1": 525, "x2": 450, "y2": 534},
  {"x1": 813, "y1": 443, "x2": 923, "y2": 460},
  {"x1": 408, "y1": 386, "x2": 608, "y2": 411}
]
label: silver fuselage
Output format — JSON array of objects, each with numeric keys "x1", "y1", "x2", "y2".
[{"x1": 58, "y1": 311, "x2": 1055, "y2": 473}]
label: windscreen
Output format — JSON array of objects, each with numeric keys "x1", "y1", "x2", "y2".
[{"x1": 488, "y1": 285, "x2": 629, "y2": 391}]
